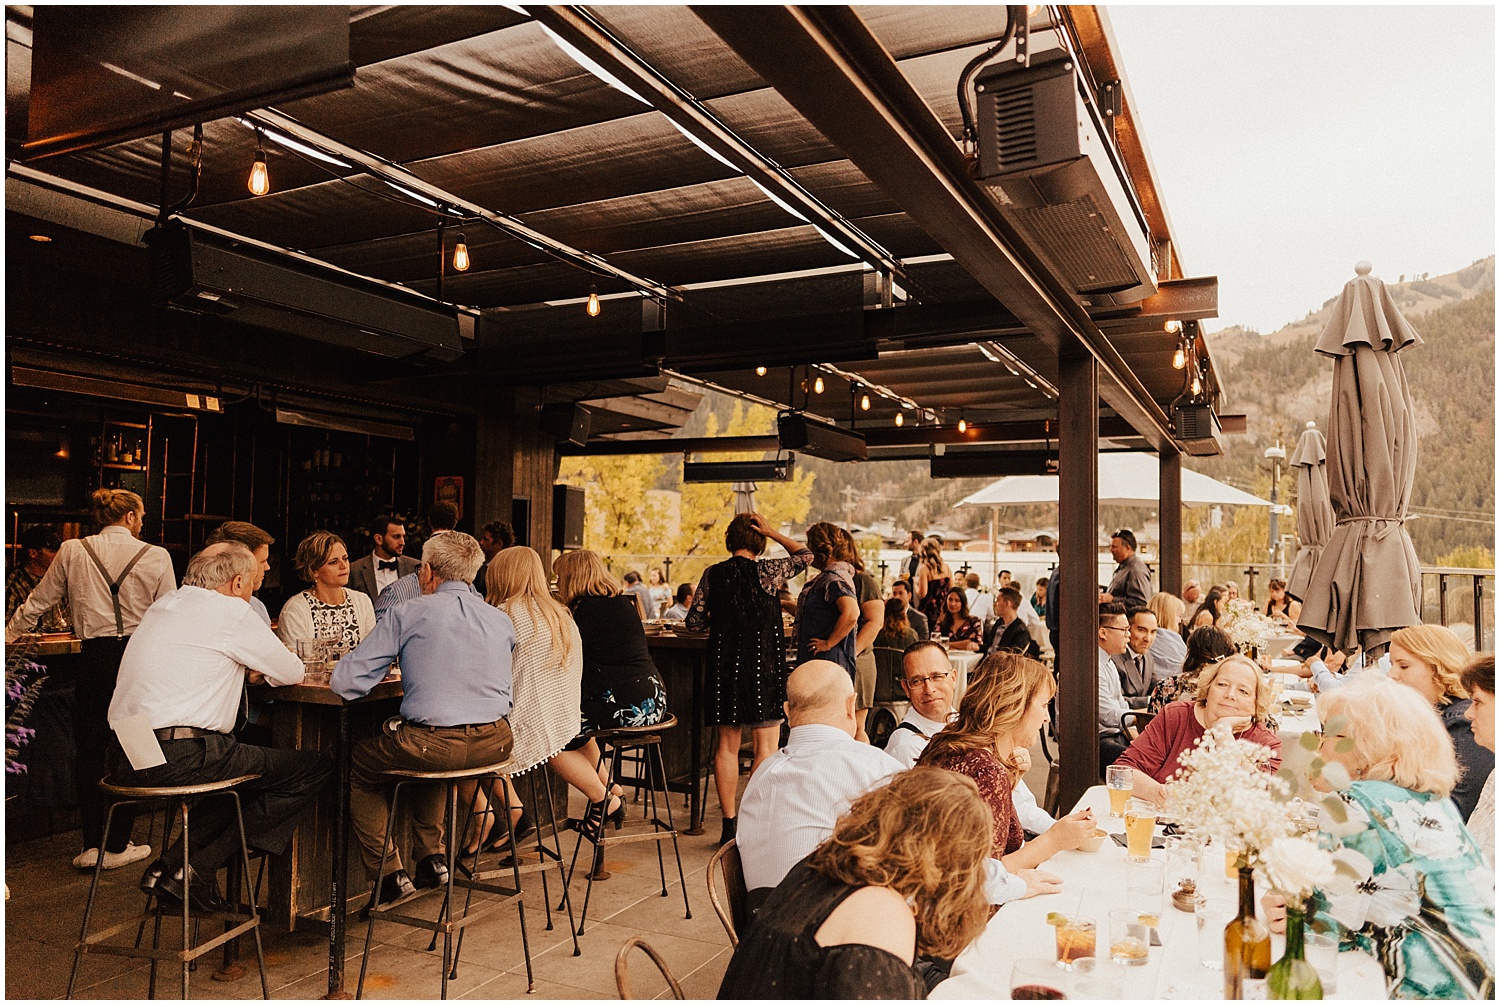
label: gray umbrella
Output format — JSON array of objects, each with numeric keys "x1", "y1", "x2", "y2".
[
  {"x1": 1296, "y1": 263, "x2": 1423, "y2": 652},
  {"x1": 1285, "y1": 421, "x2": 1334, "y2": 603},
  {"x1": 731, "y1": 481, "x2": 758, "y2": 514}
]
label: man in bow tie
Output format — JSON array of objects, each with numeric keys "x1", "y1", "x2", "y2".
[{"x1": 349, "y1": 515, "x2": 418, "y2": 603}]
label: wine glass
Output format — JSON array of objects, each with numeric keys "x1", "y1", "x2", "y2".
[{"x1": 1010, "y1": 958, "x2": 1068, "y2": 999}]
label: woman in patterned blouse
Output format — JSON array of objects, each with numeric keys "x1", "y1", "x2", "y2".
[
  {"x1": 276, "y1": 531, "x2": 375, "y2": 652},
  {"x1": 936, "y1": 586, "x2": 983, "y2": 651}
]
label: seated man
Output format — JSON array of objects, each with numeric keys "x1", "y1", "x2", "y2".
[
  {"x1": 373, "y1": 501, "x2": 466, "y2": 620},
  {"x1": 984, "y1": 587, "x2": 1041, "y2": 658},
  {"x1": 1097, "y1": 603, "x2": 1132, "y2": 770},
  {"x1": 106, "y1": 542, "x2": 330, "y2": 909},
  {"x1": 332, "y1": 531, "x2": 515, "y2": 906},
  {"x1": 885, "y1": 642, "x2": 1055, "y2": 837},
  {"x1": 890, "y1": 578, "x2": 928, "y2": 640},
  {"x1": 1111, "y1": 606, "x2": 1159, "y2": 709}
]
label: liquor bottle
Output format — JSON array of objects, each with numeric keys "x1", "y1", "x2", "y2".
[{"x1": 1225, "y1": 865, "x2": 1271, "y2": 999}]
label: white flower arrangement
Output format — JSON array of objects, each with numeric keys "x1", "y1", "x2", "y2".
[
  {"x1": 1256, "y1": 835, "x2": 1336, "y2": 900},
  {"x1": 1162, "y1": 724, "x2": 1299, "y2": 864},
  {"x1": 1219, "y1": 598, "x2": 1280, "y2": 652}
]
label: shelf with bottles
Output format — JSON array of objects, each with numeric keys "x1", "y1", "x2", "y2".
[{"x1": 93, "y1": 421, "x2": 149, "y2": 471}]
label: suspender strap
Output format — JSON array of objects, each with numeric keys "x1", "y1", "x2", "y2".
[
  {"x1": 78, "y1": 539, "x2": 153, "y2": 637},
  {"x1": 894, "y1": 721, "x2": 924, "y2": 735}
]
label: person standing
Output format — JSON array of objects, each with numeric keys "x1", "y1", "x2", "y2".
[
  {"x1": 903, "y1": 530, "x2": 923, "y2": 583},
  {"x1": 795, "y1": 523, "x2": 860, "y2": 679},
  {"x1": 7, "y1": 488, "x2": 174, "y2": 871},
  {"x1": 472, "y1": 520, "x2": 514, "y2": 598},
  {"x1": 913, "y1": 538, "x2": 953, "y2": 634},
  {"x1": 686, "y1": 513, "x2": 813, "y2": 844},
  {"x1": 646, "y1": 568, "x2": 671, "y2": 620},
  {"x1": 374, "y1": 502, "x2": 465, "y2": 619},
  {"x1": 348, "y1": 514, "x2": 418, "y2": 603},
  {"x1": 837, "y1": 528, "x2": 885, "y2": 745},
  {"x1": 1101, "y1": 529, "x2": 1151, "y2": 609}
]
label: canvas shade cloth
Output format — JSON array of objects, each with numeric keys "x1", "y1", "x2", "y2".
[
  {"x1": 1285, "y1": 421, "x2": 1335, "y2": 603},
  {"x1": 1296, "y1": 265, "x2": 1423, "y2": 652},
  {"x1": 731, "y1": 482, "x2": 757, "y2": 514},
  {"x1": 957, "y1": 452, "x2": 1273, "y2": 508}
]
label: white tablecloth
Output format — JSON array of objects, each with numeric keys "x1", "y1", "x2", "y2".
[
  {"x1": 931, "y1": 786, "x2": 1387, "y2": 1000},
  {"x1": 949, "y1": 650, "x2": 982, "y2": 705}
]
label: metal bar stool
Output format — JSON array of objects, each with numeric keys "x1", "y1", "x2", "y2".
[
  {"x1": 68, "y1": 774, "x2": 269, "y2": 1001},
  {"x1": 355, "y1": 759, "x2": 532, "y2": 1000},
  {"x1": 462, "y1": 767, "x2": 580, "y2": 957},
  {"x1": 565, "y1": 715, "x2": 691, "y2": 936}
]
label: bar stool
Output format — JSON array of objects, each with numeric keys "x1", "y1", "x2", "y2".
[
  {"x1": 68, "y1": 774, "x2": 269, "y2": 1001},
  {"x1": 356, "y1": 760, "x2": 532, "y2": 1000},
  {"x1": 565, "y1": 715, "x2": 691, "y2": 935}
]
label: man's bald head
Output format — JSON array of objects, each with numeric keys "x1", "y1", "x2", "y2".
[{"x1": 784, "y1": 660, "x2": 857, "y2": 734}]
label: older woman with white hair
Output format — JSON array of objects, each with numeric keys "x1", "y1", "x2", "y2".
[
  {"x1": 1115, "y1": 654, "x2": 1282, "y2": 806},
  {"x1": 1266, "y1": 676, "x2": 1495, "y2": 999}
]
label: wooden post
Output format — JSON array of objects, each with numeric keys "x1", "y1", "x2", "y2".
[
  {"x1": 1158, "y1": 451, "x2": 1182, "y2": 597},
  {"x1": 471, "y1": 384, "x2": 516, "y2": 531},
  {"x1": 1057, "y1": 352, "x2": 1099, "y2": 812}
]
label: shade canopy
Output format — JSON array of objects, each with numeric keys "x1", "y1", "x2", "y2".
[
  {"x1": 1297, "y1": 264, "x2": 1424, "y2": 652},
  {"x1": 1286, "y1": 421, "x2": 1334, "y2": 603},
  {"x1": 957, "y1": 452, "x2": 1272, "y2": 508}
]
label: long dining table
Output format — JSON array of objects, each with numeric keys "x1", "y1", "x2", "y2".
[{"x1": 931, "y1": 785, "x2": 1388, "y2": 1000}]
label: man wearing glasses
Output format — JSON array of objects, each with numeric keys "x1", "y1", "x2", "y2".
[{"x1": 1097, "y1": 603, "x2": 1133, "y2": 770}]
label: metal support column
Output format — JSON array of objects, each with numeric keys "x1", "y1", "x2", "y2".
[
  {"x1": 1057, "y1": 353, "x2": 1099, "y2": 811},
  {"x1": 1158, "y1": 451, "x2": 1182, "y2": 597}
]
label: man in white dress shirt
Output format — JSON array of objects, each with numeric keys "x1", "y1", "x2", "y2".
[
  {"x1": 107, "y1": 543, "x2": 332, "y2": 910},
  {"x1": 885, "y1": 643, "x2": 1056, "y2": 836},
  {"x1": 1097, "y1": 603, "x2": 1132, "y2": 770}
]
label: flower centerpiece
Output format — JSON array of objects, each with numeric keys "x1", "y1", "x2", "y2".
[
  {"x1": 1220, "y1": 599, "x2": 1279, "y2": 655},
  {"x1": 1162, "y1": 722, "x2": 1298, "y2": 865}
]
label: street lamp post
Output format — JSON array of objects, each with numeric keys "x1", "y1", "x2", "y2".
[{"x1": 1264, "y1": 443, "x2": 1286, "y2": 574}]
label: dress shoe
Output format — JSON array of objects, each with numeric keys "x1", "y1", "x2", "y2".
[
  {"x1": 139, "y1": 859, "x2": 172, "y2": 898},
  {"x1": 414, "y1": 853, "x2": 450, "y2": 890},
  {"x1": 156, "y1": 865, "x2": 231, "y2": 913},
  {"x1": 361, "y1": 870, "x2": 416, "y2": 919}
]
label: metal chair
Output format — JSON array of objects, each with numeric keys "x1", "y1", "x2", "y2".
[
  {"x1": 614, "y1": 937, "x2": 684, "y2": 1000},
  {"x1": 356, "y1": 760, "x2": 532, "y2": 999},
  {"x1": 1121, "y1": 710, "x2": 1156, "y2": 741},
  {"x1": 68, "y1": 774, "x2": 268, "y2": 1001},
  {"x1": 705, "y1": 838, "x2": 747, "y2": 947},
  {"x1": 566, "y1": 715, "x2": 691, "y2": 935},
  {"x1": 867, "y1": 647, "x2": 911, "y2": 749}
]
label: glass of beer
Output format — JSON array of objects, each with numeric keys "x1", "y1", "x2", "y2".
[
  {"x1": 1124, "y1": 800, "x2": 1157, "y2": 863},
  {"x1": 1105, "y1": 764, "x2": 1132, "y2": 818}
]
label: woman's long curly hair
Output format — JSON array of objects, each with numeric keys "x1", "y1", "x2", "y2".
[
  {"x1": 805, "y1": 522, "x2": 843, "y2": 570},
  {"x1": 805, "y1": 767, "x2": 992, "y2": 959},
  {"x1": 918, "y1": 651, "x2": 1053, "y2": 776}
]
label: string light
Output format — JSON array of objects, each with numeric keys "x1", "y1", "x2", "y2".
[
  {"x1": 755, "y1": 366, "x2": 767, "y2": 376},
  {"x1": 1164, "y1": 320, "x2": 1183, "y2": 334},
  {"x1": 247, "y1": 132, "x2": 269, "y2": 196},
  {"x1": 957, "y1": 414, "x2": 967, "y2": 434},
  {"x1": 860, "y1": 393, "x2": 871, "y2": 411},
  {"x1": 586, "y1": 286, "x2": 600, "y2": 317},
  {"x1": 813, "y1": 375, "x2": 825, "y2": 394},
  {"x1": 1172, "y1": 344, "x2": 1186, "y2": 369},
  {"x1": 452, "y1": 232, "x2": 470, "y2": 272},
  {"x1": 894, "y1": 412, "x2": 904, "y2": 427},
  {"x1": 1191, "y1": 374, "x2": 1202, "y2": 396}
]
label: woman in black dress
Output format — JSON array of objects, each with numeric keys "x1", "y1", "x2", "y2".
[
  {"x1": 717, "y1": 767, "x2": 992, "y2": 1000},
  {"x1": 554, "y1": 549, "x2": 669, "y2": 831},
  {"x1": 686, "y1": 513, "x2": 812, "y2": 845}
]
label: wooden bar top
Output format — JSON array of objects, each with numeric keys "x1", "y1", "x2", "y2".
[
  {"x1": 6, "y1": 634, "x2": 83, "y2": 656},
  {"x1": 644, "y1": 633, "x2": 707, "y2": 650},
  {"x1": 253, "y1": 678, "x2": 404, "y2": 706}
]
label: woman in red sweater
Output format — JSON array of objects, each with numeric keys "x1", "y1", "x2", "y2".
[{"x1": 1115, "y1": 654, "x2": 1281, "y2": 806}]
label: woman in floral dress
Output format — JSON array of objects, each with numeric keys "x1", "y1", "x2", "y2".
[
  {"x1": 1294, "y1": 677, "x2": 1495, "y2": 999},
  {"x1": 276, "y1": 531, "x2": 375, "y2": 651}
]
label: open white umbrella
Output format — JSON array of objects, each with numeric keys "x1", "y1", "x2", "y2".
[
  {"x1": 958, "y1": 452, "x2": 1273, "y2": 508},
  {"x1": 1285, "y1": 421, "x2": 1334, "y2": 603},
  {"x1": 1296, "y1": 263, "x2": 1423, "y2": 652}
]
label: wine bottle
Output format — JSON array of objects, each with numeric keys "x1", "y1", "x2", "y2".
[
  {"x1": 1225, "y1": 864, "x2": 1271, "y2": 999},
  {"x1": 1267, "y1": 903, "x2": 1322, "y2": 999}
]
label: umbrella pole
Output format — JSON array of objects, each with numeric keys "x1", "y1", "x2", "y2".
[{"x1": 990, "y1": 506, "x2": 998, "y2": 590}]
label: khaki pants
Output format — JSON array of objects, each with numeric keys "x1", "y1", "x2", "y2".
[{"x1": 349, "y1": 718, "x2": 513, "y2": 880}]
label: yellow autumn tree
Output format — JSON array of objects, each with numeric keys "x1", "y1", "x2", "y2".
[{"x1": 557, "y1": 451, "x2": 673, "y2": 565}]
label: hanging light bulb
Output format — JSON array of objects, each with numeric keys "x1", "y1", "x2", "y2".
[
  {"x1": 247, "y1": 135, "x2": 269, "y2": 196},
  {"x1": 957, "y1": 415, "x2": 967, "y2": 434},
  {"x1": 860, "y1": 393, "x2": 871, "y2": 411},
  {"x1": 1172, "y1": 344, "x2": 1186, "y2": 369},
  {"x1": 755, "y1": 366, "x2": 767, "y2": 376},
  {"x1": 586, "y1": 286, "x2": 601, "y2": 317},
  {"x1": 813, "y1": 375, "x2": 825, "y2": 394},
  {"x1": 1191, "y1": 374, "x2": 1202, "y2": 396},
  {"x1": 452, "y1": 232, "x2": 470, "y2": 272},
  {"x1": 1164, "y1": 320, "x2": 1183, "y2": 334},
  {"x1": 894, "y1": 412, "x2": 904, "y2": 427}
]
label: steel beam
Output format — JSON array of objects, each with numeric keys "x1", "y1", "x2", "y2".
[
  {"x1": 1058, "y1": 352, "x2": 1100, "y2": 811},
  {"x1": 692, "y1": 5, "x2": 1181, "y2": 454}
]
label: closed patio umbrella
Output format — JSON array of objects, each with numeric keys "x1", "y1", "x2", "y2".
[
  {"x1": 1296, "y1": 263, "x2": 1423, "y2": 652},
  {"x1": 731, "y1": 481, "x2": 757, "y2": 514},
  {"x1": 1285, "y1": 421, "x2": 1334, "y2": 603}
]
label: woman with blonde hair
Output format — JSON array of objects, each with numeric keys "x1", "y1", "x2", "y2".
[
  {"x1": 1117, "y1": 653, "x2": 1281, "y2": 805},
  {"x1": 458, "y1": 547, "x2": 585, "y2": 859},
  {"x1": 276, "y1": 530, "x2": 376, "y2": 651},
  {"x1": 1386, "y1": 624, "x2": 1493, "y2": 819},
  {"x1": 6, "y1": 488, "x2": 175, "y2": 871},
  {"x1": 1264, "y1": 676, "x2": 1495, "y2": 999},
  {"x1": 913, "y1": 537, "x2": 953, "y2": 634},
  {"x1": 1146, "y1": 591, "x2": 1188, "y2": 678},
  {"x1": 918, "y1": 653, "x2": 1096, "y2": 870},
  {"x1": 553, "y1": 549, "x2": 667, "y2": 832},
  {"x1": 717, "y1": 767, "x2": 993, "y2": 998}
]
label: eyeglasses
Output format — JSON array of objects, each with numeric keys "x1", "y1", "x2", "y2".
[
  {"x1": 1101, "y1": 624, "x2": 1130, "y2": 634},
  {"x1": 904, "y1": 671, "x2": 952, "y2": 688}
]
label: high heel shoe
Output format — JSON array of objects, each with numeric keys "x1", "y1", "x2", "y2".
[
  {"x1": 582, "y1": 793, "x2": 623, "y2": 838},
  {"x1": 482, "y1": 810, "x2": 535, "y2": 855}
]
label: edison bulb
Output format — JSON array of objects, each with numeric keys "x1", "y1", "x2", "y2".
[
  {"x1": 755, "y1": 366, "x2": 767, "y2": 376},
  {"x1": 1172, "y1": 346, "x2": 1186, "y2": 369},
  {"x1": 860, "y1": 393, "x2": 871, "y2": 411},
  {"x1": 1191, "y1": 375, "x2": 1202, "y2": 396},
  {"x1": 813, "y1": 376, "x2": 825, "y2": 394},
  {"x1": 586, "y1": 288, "x2": 601, "y2": 317},
  {"x1": 895, "y1": 412, "x2": 904, "y2": 427},
  {"x1": 248, "y1": 151, "x2": 269, "y2": 196},
  {"x1": 452, "y1": 236, "x2": 470, "y2": 272},
  {"x1": 957, "y1": 417, "x2": 967, "y2": 433}
]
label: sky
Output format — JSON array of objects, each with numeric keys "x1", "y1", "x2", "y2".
[{"x1": 1105, "y1": 5, "x2": 1495, "y2": 334}]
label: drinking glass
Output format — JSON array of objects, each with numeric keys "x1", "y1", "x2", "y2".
[
  {"x1": 1105, "y1": 765, "x2": 1132, "y2": 818},
  {"x1": 1010, "y1": 959, "x2": 1068, "y2": 999},
  {"x1": 1107, "y1": 909, "x2": 1150, "y2": 966},
  {"x1": 1163, "y1": 835, "x2": 1199, "y2": 896},
  {"x1": 1305, "y1": 931, "x2": 1339, "y2": 994},
  {"x1": 1053, "y1": 916, "x2": 1096, "y2": 969},
  {"x1": 1126, "y1": 860, "x2": 1165, "y2": 924},
  {"x1": 1195, "y1": 894, "x2": 1236, "y2": 969},
  {"x1": 1123, "y1": 800, "x2": 1156, "y2": 863},
  {"x1": 1067, "y1": 957, "x2": 1124, "y2": 999}
]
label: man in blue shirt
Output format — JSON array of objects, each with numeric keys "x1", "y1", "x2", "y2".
[
  {"x1": 332, "y1": 531, "x2": 516, "y2": 907},
  {"x1": 372, "y1": 501, "x2": 468, "y2": 620}
]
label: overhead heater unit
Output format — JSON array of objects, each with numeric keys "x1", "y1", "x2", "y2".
[
  {"x1": 777, "y1": 411, "x2": 867, "y2": 462},
  {"x1": 148, "y1": 222, "x2": 469, "y2": 363},
  {"x1": 974, "y1": 49, "x2": 1157, "y2": 307},
  {"x1": 1173, "y1": 404, "x2": 1223, "y2": 457},
  {"x1": 683, "y1": 457, "x2": 795, "y2": 483}
]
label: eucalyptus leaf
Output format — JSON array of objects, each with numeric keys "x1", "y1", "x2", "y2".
[
  {"x1": 1299, "y1": 731, "x2": 1322, "y2": 751},
  {"x1": 1335, "y1": 738, "x2": 1356, "y2": 754}
]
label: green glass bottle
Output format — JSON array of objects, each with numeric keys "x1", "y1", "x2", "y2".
[
  {"x1": 1225, "y1": 865, "x2": 1271, "y2": 999},
  {"x1": 1268, "y1": 903, "x2": 1323, "y2": 1000}
]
